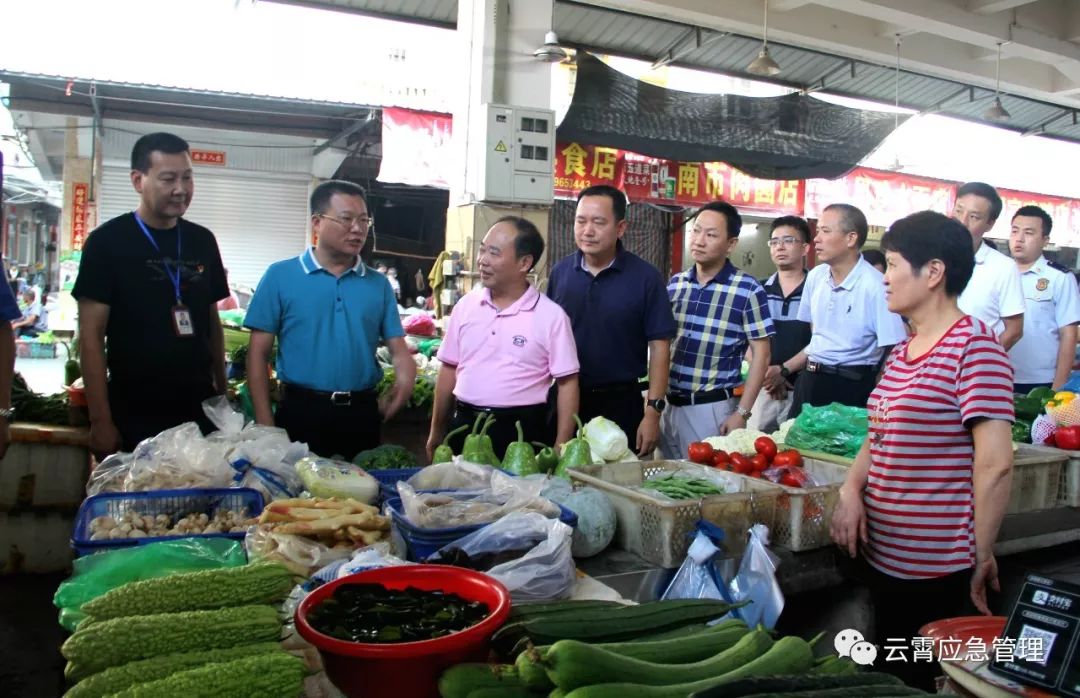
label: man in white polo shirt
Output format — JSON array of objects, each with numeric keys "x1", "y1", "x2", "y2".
[
  {"x1": 1008, "y1": 205, "x2": 1080, "y2": 392},
  {"x1": 952, "y1": 181, "x2": 1025, "y2": 349},
  {"x1": 427, "y1": 217, "x2": 580, "y2": 461},
  {"x1": 782, "y1": 204, "x2": 907, "y2": 416}
]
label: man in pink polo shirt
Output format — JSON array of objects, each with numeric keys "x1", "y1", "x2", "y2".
[{"x1": 426, "y1": 217, "x2": 580, "y2": 462}]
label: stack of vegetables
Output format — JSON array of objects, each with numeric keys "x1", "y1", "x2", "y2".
[
  {"x1": 60, "y1": 562, "x2": 307, "y2": 698},
  {"x1": 1013, "y1": 387, "x2": 1055, "y2": 444},
  {"x1": 1015, "y1": 387, "x2": 1080, "y2": 449},
  {"x1": 437, "y1": 600, "x2": 926, "y2": 697}
]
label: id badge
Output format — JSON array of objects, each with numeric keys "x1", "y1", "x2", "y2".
[{"x1": 172, "y1": 304, "x2": 195, "y2": 337}]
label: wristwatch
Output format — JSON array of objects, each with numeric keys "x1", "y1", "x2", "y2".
[
  {"x1": 779, "y1": 365, "x2": 791, "y2": 379},
  {"x1": 736, "y1": 406, "x2": 752, "y2": 420},
  {"x1": 646, "y1": 398, "x2": 666, "y2": 414}
]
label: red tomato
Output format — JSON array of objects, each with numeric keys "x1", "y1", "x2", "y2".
[
  {"x1": 780, "y1": 473, "x2": 803, "y2": 488},
  {"x1": 712, "y1": 450, "x2": 731, "y2": 468},
  {"x1": 754, "y1": 436, "x2": 778, "y2": 461},
  {"x1": 1054, "y1": 426, "x2": 1080, "y2": 451},
  {"x1": 687, "y1": 441, "x2": 714, "y2": 465},
  {"x1": 773, "y1": 449, "x2": 804, "y2": 467},
  {"x1": 730, "y1": 453, "x2": 752, "y2": 474},
  {"x1": 750, "y1": 454, "x2": 769, "y2": 472}
]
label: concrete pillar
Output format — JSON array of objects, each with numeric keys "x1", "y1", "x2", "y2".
[
  {"x1": 445, "y1": 0, "x2": 556, "y2": 303},
  {"x1": 56, "y1": 117, "x2": 93, "y2": 332}
]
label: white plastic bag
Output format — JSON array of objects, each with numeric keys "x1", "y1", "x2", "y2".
[
  {"x1": 396, "y1": 471, "x2": 560, "y2": 529},
  {"x1": 202, "y1": 395, "x2": 246, "y2": 435},
  {"x1": 429, "y1": 512, "x2": 575, "y2": 602},
  {"x1": 125, "y1": 422, "x2": 234, "y2": 491},
  {"x1": 405, "y1": 459, "x2": 501, "y2": 491},
  {"x1": 662, "y1": 520, "x2": 734, "y2": 604},
  {"x1": 228, "y1": 426, "x2": 308, "y2": 501},
  {"x1": 729, "y1": 524, "x2": 784, "y2": 629}
]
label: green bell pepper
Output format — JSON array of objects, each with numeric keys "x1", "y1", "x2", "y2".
[
  {"x1": 554, "y1": 415, "x2": 592, "y2": 479},
  {"x1": 533, "y1": 442, "x2": 558, "y2": 475},
  {"x1": 502, "y1": 421, "x2": 540, "y2": 475},
  {"x1": 432, "y1": 423, "x2": 470, "y2": 464},
  {"x1": 1028, "y1": 386, "x2": 1056, "y2": 407},
  {"x1": 1012, "y1": 418, "x2": 1032, "y2": 444},
  {"x1": 1014, "y1": 395, "x2": 1043, "y2": 421}
]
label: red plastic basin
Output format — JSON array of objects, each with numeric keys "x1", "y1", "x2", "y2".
[{"x1": 295, "y1": 565, "x2": 511, "y2": 698}]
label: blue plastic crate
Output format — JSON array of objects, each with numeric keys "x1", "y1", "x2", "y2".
[
  {"x1": 369, "y1": 467, "x2": 424, "y2": 503},
  {"x1": 384, "y1": 494, "x2": 577, "y2": 562},
  {"x1": 72, "y1": 487, "x2": 265, "y2": 557}
]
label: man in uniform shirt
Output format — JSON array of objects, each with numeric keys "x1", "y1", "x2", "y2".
[
  {"x1": 749, "y1": 216, "x2": 812, "y2": 434},
  {"x1": 1008, "y1": 205, "x2": 1080, "y2": 392},
  {"x1": 245, "y1": 180, "x2": 415, "y2": 460},
  {"x1": 427, "y1": 217, "x2": 579, "y2": 459},
  {"x1": 784, "y1": 204, "x2": 906, "y2": 415},
  {"x1": 548, "y1": 185, "x2": 677, "y2": 457},
  {"x1": 662, "y1": 202, "x2": 773, "y2": 460},
  {"x1": 952, "y1": 181, "x2": 1025, "y2": 349}
]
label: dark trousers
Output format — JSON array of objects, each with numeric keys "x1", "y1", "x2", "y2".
[
  {"x1": 790, "y1": 369, "x2": 876, "y2": 418},
  {"x1": 579, "y1": 383, "x2": 645, "y2": 451},
  {"x1": 275, "y1": 389, "x2": 380, "y2": 461},
  {"x1": 447, "y1": 401, "x2": 550, "y2": 461},
  {"x1": 860, "y1": 560, "x2": 976, "y2": 691},
  {"x1": 109, "y1": 380, "x2": 217, "y2": 452},
  {"x1": 1014, "y1": 382, "x2": 1051, "y2": 395}
]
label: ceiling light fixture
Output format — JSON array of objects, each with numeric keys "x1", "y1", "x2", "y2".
[
  {"x1": 747, "y1": 0, "x2": 781, "y2": 76},
  {"x1": 984, "y1": 41, "x2": 1011, "y2": 122},
  {"x1": 534, "y1": 31, "x2": 569, "y2": 62}
]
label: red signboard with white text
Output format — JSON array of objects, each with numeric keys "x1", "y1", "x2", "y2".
[
  {"x1": 989, "y1": 188, "x2": 1080, "y2": 247},
  {"x1": 804, "y1": 167, "x2": 957, "y2": 228},
  {"x1": 71, "y1": 182, "x2": 88, "y2": 251},
  {"x1": 378, "y1": 107, "x2": 454, "y2": 189}
]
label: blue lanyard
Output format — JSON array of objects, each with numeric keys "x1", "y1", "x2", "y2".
[{"x1": 134, "y1": 212, "x2": 182, "y2": 302}]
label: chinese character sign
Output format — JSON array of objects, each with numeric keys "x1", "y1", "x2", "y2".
[
  {"x1": 553, "y1": 141, "x2": 802, "y2": 215},
  {"x1": 991, "y1": 187, "x2": 1080, "y2": 247},
  {"x1": 190, "y1": 149, "x2": 226, "y2": 166},
  {"x1": 71, "y1": 182, "x2": 88, "y2": 251},
  {"x1": 804, "y1": 167, "x2": 957, "y2": 229}
]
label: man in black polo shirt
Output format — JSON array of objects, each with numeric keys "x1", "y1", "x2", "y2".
[
  {"x1": 548, "y1": 185, "x2": 677, "y2": 457},
  {"x1": 74, "y1": 132, "x2": 229, "y2": 458},
  {"x1": 749, "y1": 216, "x2": 813, "y2": 433}
]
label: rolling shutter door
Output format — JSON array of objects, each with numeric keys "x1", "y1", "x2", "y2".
[{"x1": 98, "y1": 166, "x2": 309, "y2": 288}]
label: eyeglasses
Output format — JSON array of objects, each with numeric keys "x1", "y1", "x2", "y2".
[
  {"x1": 318, "y1": 214, "x2": 374, "y2": 230},
  {"x1": 767, "y1": 236, "x2": 801, "y2": 247}
]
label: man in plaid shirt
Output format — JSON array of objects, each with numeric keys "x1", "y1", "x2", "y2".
[{"x1": 660, "y1": 201, "x2": 774, "y2": 460}]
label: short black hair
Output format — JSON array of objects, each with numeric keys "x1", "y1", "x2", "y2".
[
  {"x1": 1013, "y1": 205, "x2": 1053, "y2": 237},
  {"x1": 770, "y1": 215, "x2": 811, "y2": 243},
  {"x1": 131, "y1": 132, "x2": 190, "y2": 172},
  {"x1": 957, "y1": 182, "x2": 1003, "y2": 223},
  {"x1": 881, "y1": 211, "x2": 975, "y2": 298},
  {"x1": 310, "y1": 179, "x2": 366, "y2": 216},
  {"x1": 823, "y1": 203, "x2": 869, "y2": 248},
  {"x1": 692, "y1": 201, "x2": 742, "y2": 238},
  {"x1": 495, "y1": 216, "x2": 545, "y2": 272},
  {"x1": 862, "y1": 249, "x2": 886, "y2": 270},
  {"x1": 577, "y1": 185, "x2": 627, "y2": 221}
]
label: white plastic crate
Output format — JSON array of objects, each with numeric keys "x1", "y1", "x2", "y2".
[
  {"x1": 752, "y1": 458, "x2": 850, "y2": 552},
  {"x1": 1010, "y1": 444, "x2": 1067, "y2": 513},
  {"x1": 568, "y1": 460, "x2": 779, "y2": 567}
]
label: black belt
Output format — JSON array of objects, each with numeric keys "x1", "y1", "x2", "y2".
[
  {"x1": 283, "y1": 383, "x2": 377, "y2": 407},
  {"x1": 667, "y1": 387, "x2": 735, "y2": 407},
  {"x1": 455, "y1": 400, "x2": 547, "y2": 416},
  {"x1": 805, "y1": 362, "x2": 875, "y2": 381},
  {"x1": 583, "y1": 381, "x2": 646, "y2": 395}
]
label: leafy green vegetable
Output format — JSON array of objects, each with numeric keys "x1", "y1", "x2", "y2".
[{"x1": 352, "y1": 444, "x2": 417, "y2": 471}]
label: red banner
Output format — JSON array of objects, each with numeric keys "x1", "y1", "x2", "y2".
[
  {"x1": 554, "y1": 142, "x2": 803, "y2": 216},
  {"x1": 191, "y1": 149, "x2": 226, "y2": 166},
  {"x1": 804, "y1": 167, "x2": 957, "y2": 228},
  {"x1": 990, "y1": 188, "x2": 1080, "y2": 247},
  {"x1": 71, "y1": 182, "x2": 88, "y2": 251},
  {"x1": 378, "y1": 106, "x2": 454, "y2": 189}
]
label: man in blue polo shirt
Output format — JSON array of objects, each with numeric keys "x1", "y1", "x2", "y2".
[
  {"x1": 245, "y1": 180, "x2": 416, "y2": 459},
  {"x1": 548, "y1": 185, "x2": 677, "y2": 457},
  {"x1": 663, "y1": 201, "x2": 773, "y2": 460}
]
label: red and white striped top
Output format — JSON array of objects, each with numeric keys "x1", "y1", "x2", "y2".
[{"x1": 864, "y1": 316, "x2": 1014, "y2": 580}]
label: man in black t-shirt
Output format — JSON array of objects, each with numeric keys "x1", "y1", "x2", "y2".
[{"x1": 73, "y1": 132, "x2": 229, "y2": 458}]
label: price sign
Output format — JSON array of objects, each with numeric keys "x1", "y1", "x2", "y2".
[{"x1": 990, "y1": 573, "x2": 1080, "y2": 696}]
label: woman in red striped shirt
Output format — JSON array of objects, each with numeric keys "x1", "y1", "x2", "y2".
[{"x1": 830, "y1": 211, "x2": 1015, "y2": 689}]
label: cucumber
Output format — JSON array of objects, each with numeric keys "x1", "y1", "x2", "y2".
[
  {"x1": 535, "y1": 619, "x2": 748, "y2": 666},
  {"x1": 550, "y1": 690, "x2": 566, "y2": 698},
  {"x1": 465, "y1": 689, "x2": 538, "y2": 698},
  {"x1": 687, "y1": 672, "x2": 906, "y2": 697},
  {"x1": 438, "y1": 663, "x2": 524, "y2": 698},
  {"x1": 546, "y1": 627, "x2": 773, "y2": 691},
  {"x1": 495, "y1": 600, "x2": 742, "y2": 649},
  {"x1": 740, "y1": 687, "x2": 928, "y2": 697}
]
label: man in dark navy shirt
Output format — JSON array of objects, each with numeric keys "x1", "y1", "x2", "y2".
[{"x1": 547, "y1": 185, "x2": 677, "y2": 457}]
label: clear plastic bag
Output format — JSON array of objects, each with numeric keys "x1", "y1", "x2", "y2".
[
  {"x1": 662, "y1": 520, "x2": 736, "y2": 604},
  {"x1": 405, "y1": 459, "x2": 501, "y2": 491},
  {"x1": 202, "y1": 394, "x2": 246, "y2": 435},
  {"x1": 428, "y1": 512, "x2": 575, "y2": 602},
  {"x1": 125, "y1": 422, "x2": 234, "y2": 491},
  {"x1": 729, "y1": 524, "x2": 784, "y2": 629},
  {"x1": 227, "y1": 427, "x2": 308, "y2": 501},
  {"x1": 245, "y1": 526, "x2": 355, "y2": 577},
  {"x1": 86, "y1": 452, "x2": 135, "y2": 496},
  {"x1": 396, "y1": 471, "x2": 559, "y2": 529}
]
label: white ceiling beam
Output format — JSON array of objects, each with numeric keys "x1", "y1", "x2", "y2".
[
  {"x1": 770, "y1": 0, "x2": 815, "y2": 11},
  {"x1": 967, "y1": 0, "x2": 1039, "y2": 15},
  {"x1": 875, "y1": 22, "x2": 920, "y2": 39}
]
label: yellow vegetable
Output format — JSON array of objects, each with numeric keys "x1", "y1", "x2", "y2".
[{"x1": 1053, "y1": 391, "x2": 1076, "y2": 404}]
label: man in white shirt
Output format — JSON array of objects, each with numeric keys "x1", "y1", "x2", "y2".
[
  {"x1": 952, "y1": 181, "x2": 1024, "y2": 349},
  {"x1": 1008, "y1": 205, "x2": 1080, "y2": 392},
  {"x1": 782, "y1": 204, "x2": 907, "y2": 416}
]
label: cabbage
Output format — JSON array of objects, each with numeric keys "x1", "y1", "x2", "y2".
[
  {"x1": 294, "y1": 456, "x2": 378, "y2": 503},
  {"x1": 583, "y1": 416, "x2": 629, "y2": 462},
  {"x1": 703, "y1": 428, "x2": 769, "y2": 456},
  {"x1": 542, "y1": 481, "x2": 616, "y2": 558}
]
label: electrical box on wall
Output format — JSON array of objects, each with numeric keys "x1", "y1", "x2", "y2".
[{"x1": 479, "y1": 103, "x2": 555, "y2": 205}]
